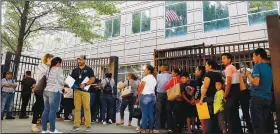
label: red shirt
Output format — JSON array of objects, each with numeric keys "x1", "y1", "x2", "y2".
[{"x1": 165, "y1": 75, "x2": 182, "y2": 101}]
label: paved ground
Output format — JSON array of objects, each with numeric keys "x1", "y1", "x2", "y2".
[{"x1": 1, "y1": 116, "x2": 137, "y2": 133}]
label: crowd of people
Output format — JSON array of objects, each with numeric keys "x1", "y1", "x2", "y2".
[{"x1": 1, "y1": 48, "x2": 276, "y2": 134}]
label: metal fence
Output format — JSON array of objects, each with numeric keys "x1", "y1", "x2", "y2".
[
  {"x1": 154, "y1": 40, "x2": 278, "y2": 132},
  {"x1": 2, "y1": 52, "x2": 118, "y2": 122},
  {"x1": 155, "y1": 40, "x2": 269, "y2": 76}
]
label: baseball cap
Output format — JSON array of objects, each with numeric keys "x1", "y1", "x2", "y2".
[{"x1": 77, "y1": 55, "x2": 86, "y2": 60}]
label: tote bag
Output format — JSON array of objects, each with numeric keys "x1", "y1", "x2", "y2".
[
  {"x1": 121, "y1": 80, "x2": 132, "y2": 98},
  {"x1": 166, "y1": 78, "x2": 181, "y2": 101}
]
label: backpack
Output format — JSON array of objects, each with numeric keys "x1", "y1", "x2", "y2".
[{"x1": 103, "y1": 79, "x2": 113, "y2": 94}]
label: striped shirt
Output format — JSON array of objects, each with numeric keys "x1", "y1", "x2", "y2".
[{"x1": 44, "y1": 67, "x2": 65, "y2": 93}]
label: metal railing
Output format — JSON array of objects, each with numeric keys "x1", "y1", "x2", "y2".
[{"x1": 2, "y1": 52, "x2": 118, "y2": 122}]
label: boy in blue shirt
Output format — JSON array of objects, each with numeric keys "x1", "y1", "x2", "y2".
[{"x1": 245, "y1": 48, "x2": 273, "y2": 133}]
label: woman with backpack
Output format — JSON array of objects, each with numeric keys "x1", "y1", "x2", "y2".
[{"x1": 100, "y1": 73, "x2": 116, "y2": 125}]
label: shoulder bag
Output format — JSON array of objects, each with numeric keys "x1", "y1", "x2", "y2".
[
  {"x1": 166, "y1": 78, "x2": 181, "y2": 101},
  {"x1": 121, "y1": 80, "x2": 133, "y2": 98}
]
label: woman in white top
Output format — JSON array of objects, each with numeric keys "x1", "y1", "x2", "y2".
[
  {"x1": 137, "y1": 65, "x2": 157, "y2": 133},
  {"x1": 31, "y1": 53, "x2": 53, "y2": 132},
  {"x1": 41, "y1": 57, "x2": 65, "y2": 133}
]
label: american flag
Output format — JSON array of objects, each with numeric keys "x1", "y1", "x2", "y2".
[{"x1": 166, "y1": 10, "x2": 182, "y2": 22}]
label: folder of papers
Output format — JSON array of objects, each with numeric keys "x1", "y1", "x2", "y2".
[{"x1": 196, "y1": 102, "x2": 210, "y2": 120}]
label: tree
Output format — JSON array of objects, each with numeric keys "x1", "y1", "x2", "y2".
[{"x1": 1, "y1": 1, "x2": 119, "y2": 78}]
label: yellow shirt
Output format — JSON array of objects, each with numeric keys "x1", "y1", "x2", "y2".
[{"x1": 214, "y1": 90, "x2": 225, "y2": 114}]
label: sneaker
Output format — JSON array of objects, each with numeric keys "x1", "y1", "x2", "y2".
[
  {"x1": 85, "y1": 127, "x2": 91, "y2": 132},
  {"x1": 102, "y1": 121, "x2": 107, "y2": 125},
  {"x1": 71, "y1": 126, "x2": 80, "y2": 132},
  {"x1": 41, "y1": 130, "x2": 50, "y2": 133},
  {"x1": 5, "y1": 116, "x2": 15, "y2": 119},
  {"x1": 50, "y1": 129, "x2": 62, "y2": 133},
  {"x1": 108, "y1": 119, "x2": 113, "y2": 124},
  {"x1": 64, "y1": 118, "x2": 71, "y2": 122}
]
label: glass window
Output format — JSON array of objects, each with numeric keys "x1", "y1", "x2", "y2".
[
  {"x1": 104, "y1": 17, "x2": 120, "y2": 38},
  {"x1": 203, "y1": 1, "x2": 230, "y2": 32},
  {"x1": 248, "y1": 1, "x2": 279, "y2": 25},
  {"x1": 165, "y1": 2, "x2": 187, "y2": 38},
  {"x1": 132, "y1": 10, "x2": 151, "y2": 34}
]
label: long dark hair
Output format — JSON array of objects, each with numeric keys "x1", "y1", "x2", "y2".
[
  {"x1": 146, "y1": 64, "x2": 157, "y2": 78},
  {"x1": 197, "y1": 65, "x2": 206, "y2": 78},
  {"x1": 49, "y1": 57, "x2": 62, "y2": 73},
  {"x1": 105, "y1": 73, "x2": 112, "y2": 79}
]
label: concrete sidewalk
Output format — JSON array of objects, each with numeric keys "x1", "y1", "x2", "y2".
[{"x1": 1, "y1": 117, "x2": 137, "y2": 133}]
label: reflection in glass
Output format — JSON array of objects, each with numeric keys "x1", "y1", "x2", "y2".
[
  {"x1": 141, "y1": 10, "x2": 151, "y2": 32},
  {"x1": 165, "y1": 26, "x2": 187, "y2": 38},
  {"x1": 248, "y1": 1, "x2": 278, "y2": 25},
  {"x1": 132, "y1": 12, "x2": 141, "y2": 34}
]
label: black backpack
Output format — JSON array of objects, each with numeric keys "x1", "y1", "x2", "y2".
[{"x1": 103, "y1": 79, "x2": 113, "y2": 94}]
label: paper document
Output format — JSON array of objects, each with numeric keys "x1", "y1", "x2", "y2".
[
  {"x1": 81, "y1": 77, "x2": 91, "y2": 91},
  {"x1": 196, "y1": 102, "x2": 210, "y2": 120},
  {"x1": 65, "y1": 76, "x2": 75, "y2": 88}
]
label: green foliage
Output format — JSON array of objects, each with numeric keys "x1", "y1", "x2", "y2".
[{"x1": 1, "y1": 1, "x2": 120, "y2": 52}]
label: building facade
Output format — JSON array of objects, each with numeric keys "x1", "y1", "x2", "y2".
[{"x1": 24, "y1": 1, "x2": 279, "y2": 82}]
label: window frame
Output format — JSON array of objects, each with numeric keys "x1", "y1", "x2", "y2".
[
  {"x1": 131, "y1": 9, "x2": 151, "y2": 34},
  {"x1": 202, "y1": 1, "x2": 230, "y2": 33},
  {"x1": 164, "y1": 1, "x2": 188, "y2": 39},
  {"x1": 104, "y1": 16, "x2": 121, "y2": 39},
  {"x1": 246, "y1": 1, "x2": 279, "y2": 26}
]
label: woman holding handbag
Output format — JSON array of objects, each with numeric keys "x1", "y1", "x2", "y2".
[
  {"x1": 117, "y1": 73, "x2": 138, "y2": 126},
  {"x1": 165, "y1": 68, "x2": 182, "y2": 133},
  {"x1": 31, "y1": 53, "x2": 54, "y2": 132},
  {"x1": 136, "y1": 65, "x2": 157, "y2": 133}
]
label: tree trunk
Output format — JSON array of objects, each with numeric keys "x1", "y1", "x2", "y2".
[{"x1": 13, "y1": 1, "x2": 30, "y2": 79}]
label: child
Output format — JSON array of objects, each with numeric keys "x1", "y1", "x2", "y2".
[
  {"x1": 181, "y1": 72, "x2": 197, "y2": 133},
  {"x1": 214, "y1": 78, "x2": 227, "y2": 134},
  {"x1": 63, "y1": 87, "x2": 74, "y2": 121}
]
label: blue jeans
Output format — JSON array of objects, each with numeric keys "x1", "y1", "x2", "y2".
[
  {"x1": 81, "y1": 93, "x2": 95, "y2": 119},
  {"x1": 42, "y1": 91, "x2": 61, "y2": 132},
  {"x1": 140, "y1": 94, "x2": 155, "y2": 130},
  {"x1": 100, "y1": 94, "x2": 114, "y2": 121},
  {"x1": 1, "y1": 92, "x2": 15, "y2": 117},
  {"x1": 250, "y1": 96, "x2": 271, "y2": 133}
]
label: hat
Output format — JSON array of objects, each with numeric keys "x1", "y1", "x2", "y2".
[{"x1": 77, "y1": 55, "x2": 86, "y2": 60}]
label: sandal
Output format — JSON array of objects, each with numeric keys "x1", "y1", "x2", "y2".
[
  {"x1": 140, "y1": 130, "x2": 146, "y2": 133},
  {"x1": 116, "y1": 120, "x2": 124, "y2": 125}
]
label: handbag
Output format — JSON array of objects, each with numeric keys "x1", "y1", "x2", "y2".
[
  {"x1": 121, "y1": 80, "x2": 132, "y2": 98},
  {"x1": 132, "y1": 105, "x2": 142, "y2": 119},
  {"x1": 166, "y1": 78, "x2": 181, "y2": 101},
  {"x1": 34, "y1": 75, "x2": 47, "y2": 96}
]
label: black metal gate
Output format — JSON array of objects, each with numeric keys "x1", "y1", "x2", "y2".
[{"x1": 2, "y1": 52, "x2": 118, "y2": 122}]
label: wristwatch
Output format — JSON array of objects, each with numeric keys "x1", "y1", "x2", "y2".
[{"x1": 84, "y1": 83, "x2": 87, "y2": 86}]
